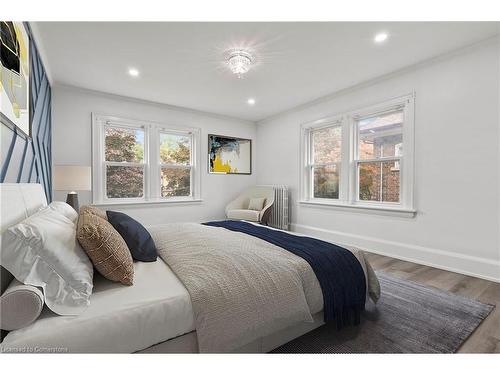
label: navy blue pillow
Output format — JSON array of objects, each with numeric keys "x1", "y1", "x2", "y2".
[{"x1": 106, "y1": 211, "x2": 157, "y2": 262}]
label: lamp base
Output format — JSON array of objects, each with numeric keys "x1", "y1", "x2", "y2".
[{"x1": 66, "y1": 193, "x2": 79, "y2": 212}]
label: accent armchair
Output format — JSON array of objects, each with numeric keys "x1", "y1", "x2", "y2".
[{"x1": 225, "y1": 186, "x2": 275, "y2": 225}]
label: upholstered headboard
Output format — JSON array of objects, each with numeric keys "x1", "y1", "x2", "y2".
[{"x1": 0, "y1": 183, "x2": 48, "y2": 294}]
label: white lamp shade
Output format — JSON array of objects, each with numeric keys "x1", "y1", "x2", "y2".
[{"x1": 54, "y1": 166, "x2": 91, "y2": 191}]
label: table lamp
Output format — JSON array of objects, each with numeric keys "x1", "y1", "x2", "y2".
[{"x1": 53, "y1": 166, "x2": 91, "y2": 212}]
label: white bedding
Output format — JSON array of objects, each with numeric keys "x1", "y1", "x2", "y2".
[{"x1": 1, "y1": 259, "x2": 194, "y2": 353}]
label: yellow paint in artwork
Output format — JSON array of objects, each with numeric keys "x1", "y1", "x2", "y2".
[
  {"x1": 14, "y1": 23, "x2": 29, "y2": 75},
  {"x1": 12, "y1": 103, "x2": 20, "y2": 117},
  {"x1": 212, "y1": 154, "x2": 232, "y2": 173}
]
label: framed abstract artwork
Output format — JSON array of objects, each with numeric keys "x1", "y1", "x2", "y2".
[
  {"x1": 208, "y1": 134, "x2": 252, "y2": 174},
  {"x1": 1, "y1": 21, "x2": 31, "y2": 137}
]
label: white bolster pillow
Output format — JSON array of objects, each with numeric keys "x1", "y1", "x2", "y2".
[{"x1": 0, "y1": 280, "x2": 44, "y2": 331}]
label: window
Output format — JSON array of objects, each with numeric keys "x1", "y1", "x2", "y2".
[
  {"x1": 159, "y1": 132, "x2": 192, "y2": 198},
  {"x1": 310, "y1": 121, "x2": 342, "y2": 200},
  {"x1": 300, "y1": 94, "x2": 415, "y2": 213},
  {"x1": 355, "y1": 110, "x2": 403, "y2": 203},
  {"x1": 92, "y1": 114, "x2": 201, "y2": 205},
  {"x1": 104, "y1": 126, "x2": 146, "y2": 199}
]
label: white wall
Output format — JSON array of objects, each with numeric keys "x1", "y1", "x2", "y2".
[
  {"x1": 256, "y1": 40, "x2": 500, "y2": 281},
  {"x1": 52, "y1": 40, "x2": 500, "y2": 281},
  {"x1": 52, "y1": 86, "x2": 257, "y2": 225}
]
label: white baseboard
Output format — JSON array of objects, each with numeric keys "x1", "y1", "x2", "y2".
[{"x1": 290, "y1": 223, "x2": 500, "y2": 283}]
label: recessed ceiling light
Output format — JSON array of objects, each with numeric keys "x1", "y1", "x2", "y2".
[
  {"x1": 247, "y1": 98, "x2": 256, "y2": 105},
  {"x1": 374, "y1": 32, "x2": 388, "y2": 43},
  {"x1": 128, "y1": 68, "x2": 140, "y2": 77}
]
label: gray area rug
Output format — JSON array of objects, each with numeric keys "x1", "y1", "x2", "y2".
[{"x1": 272, "y1": 272, "x2": 494, "y2": 353}]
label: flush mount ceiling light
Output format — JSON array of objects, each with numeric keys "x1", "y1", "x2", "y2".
[
  {"x1": 247, "y1": 98, "x2": 256, "y2": 105},
  {"x1": 128, "y1": 68, "x2": 139, "y2": 77},
  {"x1": 226, "y1": 49, "x2": 254, "y2": 78},
  {"x1": 374, "y1": 32, "x2": 388, "y2": 43}
]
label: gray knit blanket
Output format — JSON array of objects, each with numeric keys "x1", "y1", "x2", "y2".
[{"x1": 149, "y1": 223, "x2": 380, "y2": 353}]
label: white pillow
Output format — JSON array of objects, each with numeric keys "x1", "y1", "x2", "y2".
[
  {"x1": 248, "y1": 197, "x2": 266, "y2": 211},
  {"x1": 0, "y1": 279, "x2": 44, "y2": 330},
  {"x1": 48, "y1": 201, "x2": 79, "y2": 224},
  {"x1": 0, "y1": 207, "x2": 93, "y2": 315}
]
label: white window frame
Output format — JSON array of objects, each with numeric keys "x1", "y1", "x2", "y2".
[
  {"x1": 299, "y1": 93, "x2": 415, "y2": 216},
  {"x1": 156, "y1": 128, "x2": 195, "y2": 200},
  {"x1": 92, "y1": 113, "x2": 201, "y2": 205},
  {"x1": 302, "y1": 116, "x2": 345, "y2": 204}
]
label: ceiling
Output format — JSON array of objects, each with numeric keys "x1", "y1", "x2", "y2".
[{"x1": 34, "y1": 22, "x2": 499, "y2": 122}]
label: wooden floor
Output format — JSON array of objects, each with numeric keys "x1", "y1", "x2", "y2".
[{"x1": 365, "y1": 253, "x2": 500, "y2": 353}]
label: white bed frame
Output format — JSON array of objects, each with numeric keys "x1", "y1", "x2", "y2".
[{"x1": 0, "y1": 183, "x2": 325, "y2": 353}]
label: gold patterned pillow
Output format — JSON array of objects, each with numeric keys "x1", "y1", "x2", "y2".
[
  {"x1": 80, "y1": 206, "x2": 108, "y2": 221},
  {"x1": 79, "y1": 205, "x2": 108, "y2": 221},
  {"x1": 77, "y1": 211, "x2": 134, "y2": 285}
]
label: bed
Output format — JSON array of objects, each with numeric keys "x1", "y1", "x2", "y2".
[
  {"x1": 0, "y1": 183, "x2": 379, "y2": 353},
  {"x1": 1, "y1": 259, "x2": 194, "y2": 353}
]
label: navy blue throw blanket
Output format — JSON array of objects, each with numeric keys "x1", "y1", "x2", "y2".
[{"x1": 203, "y1": 220, "x2": 366, "y2": 329}]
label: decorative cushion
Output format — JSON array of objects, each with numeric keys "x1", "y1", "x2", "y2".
[
  {"x1": 48, "y1": 201, "x2": 79, "y2": 224},
  {"x1": 248, "y1": 197, "x2": 266, "y2": 211},
  {"x1": 0, "y1": 280, "x2": 44, "y2": 330},
  {"x1": 80, "y1": 205, "x2": 108, "y2": 221},
  {"x1": 77, "y1": 211, "x2": 134, "y2": 285},
  {"x1": 1, "y1": 207, "x2": 94, "y2": 315},
  {"x1": 106, "y1": 211, "x2": 158, "y2": 262},
  {"x1": 226, "y1": 209, "x2": 260, "y2": 222}
]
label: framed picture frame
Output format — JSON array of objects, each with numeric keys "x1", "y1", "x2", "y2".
[
  {"x1": 208, "y1": 134, "x2": 252, "y2": 174},
  {"x1": 1, "y1": 21, "x2": 31, "y2": 138}
]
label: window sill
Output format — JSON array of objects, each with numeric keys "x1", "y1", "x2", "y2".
[
  {"x1": 92, "y1": 199, "x2": 203, "y2": 208},
  {"x1": 298, "y1": 200, "x2": 416, "y2": 218}
]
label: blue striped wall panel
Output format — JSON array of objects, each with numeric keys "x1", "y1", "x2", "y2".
[{"x1": 0, "y1": 23, "x2": 52, "y2": 201}]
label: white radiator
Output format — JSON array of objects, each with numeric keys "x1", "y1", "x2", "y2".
[{"x1": 268, "y1": 185, "x2": 289, "y2": 231}]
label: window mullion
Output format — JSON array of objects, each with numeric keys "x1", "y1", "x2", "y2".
[
  {"x1": 348, "y1": 115, "x2": 357, "y2": 204},
  {"x1": 94, "y1": 121, "x2": 105, "y2": 203},
  {"x1": 189, "y1": 133, "x2": 194, "y2": 197},
  {"x1": 147, "y1": 125, "x2": 158, "y2": 200},
  {"x1": 159, "y1": 164, "x2": 191, "y2": 169},
  {"x1": 401, "y1": 95, "x2": 415, "y2": 210},
  {"x1": 104, "y1": 161, "x2": 145, "y2": 167},
  {"x1": 302, "y1": 128, "x2": 311, "y2": 200},
  {"x1": 190, "y1": 165, "x2": 194, "y2": 197},
  {"x1": 142, "y1": 124, "x2": 151, "y2": 201},
  {"x1": 338, "y1": 116, "x2": 350, "y2": 202},
  {"x1": 305, "y1": 129, "x2": 311, "y2": 200},
  {"x1": 310, "y1": 162, "x2": 339, "y2": 168},
  {"x1": 354, "y1": 156, "x2": 402, "y2": 164}
]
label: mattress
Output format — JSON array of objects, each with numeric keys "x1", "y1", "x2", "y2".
[{"x1": 1, "y1": 259, "x2": 194, "y2": 353}]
